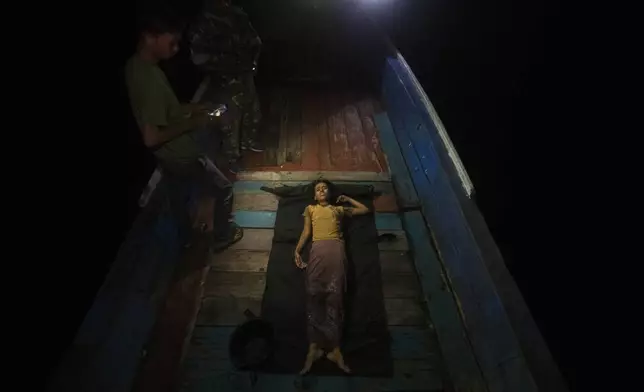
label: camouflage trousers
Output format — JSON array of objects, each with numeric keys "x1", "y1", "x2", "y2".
[{"x1": 210, "y1": 72, "x2": 262, "y2": 161}]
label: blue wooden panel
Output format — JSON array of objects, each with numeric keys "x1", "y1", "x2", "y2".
[
  {"x1": 382, "y1": 59, "x2": 538, "y2": 392},
  {"x1": 388, "y1": 58, "x2": 568, "y2": 392},
  {"x1": 375, "y1": 213, "x2": 403, "y2": 231},
  {"x1": 234, "y1": 211, "x2": 402, "y2": 230},
  {"x1": 372, "y1": 113, "x2": 420, "y2": 210},
  {"x1": 234, "y1": 210, "x2": 276, "y2": 228},
  {"x1": 180, "y1": 326, "x2": 443, "y2": 392},
  {"x1": 50, "y1": 179, "x2": 193, "y2": 392},
  {"x1": 387, "y1": 60, "x2": 470, "y2": 197},
  {"x1": 455, "y1": 191, "x2": 570, "y2": 392},
  {"x1": 402, "y1": 210, "x2": 485, "y2": 390}
]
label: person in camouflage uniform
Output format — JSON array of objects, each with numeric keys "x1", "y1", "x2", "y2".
[{"x1": 188, "y1": 0, "x2": 263, "y2": 174}]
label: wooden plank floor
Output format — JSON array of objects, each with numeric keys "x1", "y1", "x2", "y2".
[
  {"x1": 241, "y1": 87, "x2": 389, "y2": 173},
  {"x1": 178, "y1": 177, "x2": 449, "y2": 392}
]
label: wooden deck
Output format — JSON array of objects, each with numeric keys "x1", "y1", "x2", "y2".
[
  {"x1": 241, "y1": 87, "x2": 389, "y2": 173},
  {"x1": 130, "y1": 91, "x2": 452, "y2": 392},
  {"x1": 176, "y1": 177, "x2": 448, "y2": 391},
  {"x1": 130, "y1": 176, "x2": 449, "y2": 391}
]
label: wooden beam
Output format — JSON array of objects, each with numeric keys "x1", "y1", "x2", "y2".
[
  {"x1": 373, "y1": 113, "x2": 420, "y2": 210},
  {"x1": 48, "y1": 183, "x2": 191, "y2": 392},
  {"x1": 237, "y1": 171, "x2": 391, "y2": 182},
  {"x1": 384, "y1": 298, "x2": 427, "y2": 326},
  {"x1": 375, "y1": 230, "x2": 409, "y2": 251},
  {"x1": 226, "y1": 229, "x2": 274, "y2": 251},
  {"x1": 233, "y1": 180, "x2": 395, "y2": 195},
  {"x1": 384, "y1": 57, "x2": 539, "y2": 392},
  {"x1": 402, "y1": 211, "x2": 486, "y2": 391},
  {"x1": 456, "y1": 179, "x2": 569, "y2": 392},
  {"x1": 131, "y1": 233, "x2": 212, "y2": 392}
]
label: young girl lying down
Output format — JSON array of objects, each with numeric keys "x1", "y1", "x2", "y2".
[{"x1": 294, "y1": 180, "x2": 370, "y2": 375}]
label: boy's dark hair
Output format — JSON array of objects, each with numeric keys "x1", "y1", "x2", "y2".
[{"x1": 136, "y1": 11, "x2": 184, "y2": 37}]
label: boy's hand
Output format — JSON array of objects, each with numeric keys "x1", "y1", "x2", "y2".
[
  {"x1": 191, "y1": 112, "x2": 217, "y2": 127},
  {"x1": 183, "y1": 102, "x2": 212, "y2": 116},
  {"x1": 336, "y1": 195, "x2": 348, "y2": 203},
  {"x1": 196, "y1": 102, "x2": 221, "y2": 112}
]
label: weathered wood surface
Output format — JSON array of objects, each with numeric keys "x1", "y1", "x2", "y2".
[
  {"x1": 327, "y1": 91, "x2": 351, "y2": 169},
  {"x1": 286, "y1": 89, "x2": 303, "y2": 164},
  {"x1": 237, "y1": 171, "x2": 390, "y2": 182},
  {"x1": 234, "y1": 180, "x2": 395, "y2": 194},
  {"x1": 180, "y1": 326, "x2": 444, "y2": 392},
  {"x1": 233, "y1": 193, "x2": 278, "y2": 212},
  {"x1": 385, "y1": 57, "x2": 539, "y2": 392},
  {"x1": 455, "y1": 169, "x2": 569, "y2": 392},
  {"x1": 48, "y1": 181, "x2": 188, "y2": 392},
  {"x1": 209, "y1": 249, "x2": 270, "y2": 272},
  {"x1": 182, "y1": 178, "x2": 445, "y2": 391},
  {"x1": 300, "y1": 91, "x2": 321, "y2": 168},
  {"x1": 401, "y1": 210, "x2": 485, "y2": 391},
  {"x1": 263, "y1": 89, "x2": 283, "y2": 166},
  {"x1": 181, "y1": 360, "x2": 443, "y2": 392},
  {"x1": 344, "y1": 97, "x2": 375, "y2": 170},
  {"x1": 356, "y1": 98, "x2": 388, "y2": 173},
  {"x1": 226, "y1": 228, "x2": 274, "y2": 251},
  {"x1": 132, "y1": 233, "x2": 212, "y2": 392},
  {"x1": 196, "y1": 297, "x2": 426, "y2": 327},
  {"x1": 382, "y1": 273, "x2": 422, "y2": 299},
  {"x1": 379, "y1": 250, "x2": 414, "y2": 273},
  {"x1": 277, "y1": 89, "x2": 291, "y2": 165},
  {"x1": 203, "y1": 271, "x2": 266, "y2": 298},
  {"x1": 374, "y1": 113, "x2": 421, "y2": 211},
  {"x1": 384, "y1": 298, "x2": 427, "y2": 326},
  {"x1": 196, "y1": 297, "x2": 263, "y2": 326},
  {"x1": 242, "y1": 89, "x2": 385, "y2": 173}
]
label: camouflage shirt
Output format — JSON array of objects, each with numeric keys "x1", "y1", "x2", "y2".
[{"x1": 188, "y1": 5, "x2": 261, "y2": 74}]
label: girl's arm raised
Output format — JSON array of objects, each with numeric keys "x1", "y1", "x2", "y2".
[{"x1": 337, "y1": 195, "x2": 370, "y2": 216}]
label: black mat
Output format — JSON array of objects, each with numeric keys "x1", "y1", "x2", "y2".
[{"x1": 258, "y1": 181, "x2": 393, "y2": 377}]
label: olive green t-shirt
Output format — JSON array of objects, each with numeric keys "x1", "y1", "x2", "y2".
[{"x1": 124, "y1": 55, "x2": 200, "y2": 165}]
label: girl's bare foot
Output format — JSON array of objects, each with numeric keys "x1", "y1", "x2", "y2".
[
  {"x1": 326, "y1": 347, "x2": 351, "y2": 373},
  {"x1": 300, "y1": 344, "x2": 323, "y2": 375}
]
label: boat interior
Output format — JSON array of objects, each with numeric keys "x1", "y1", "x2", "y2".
[{"x1": 48, "y1": 2, "x2": 568, "y2": 392}]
